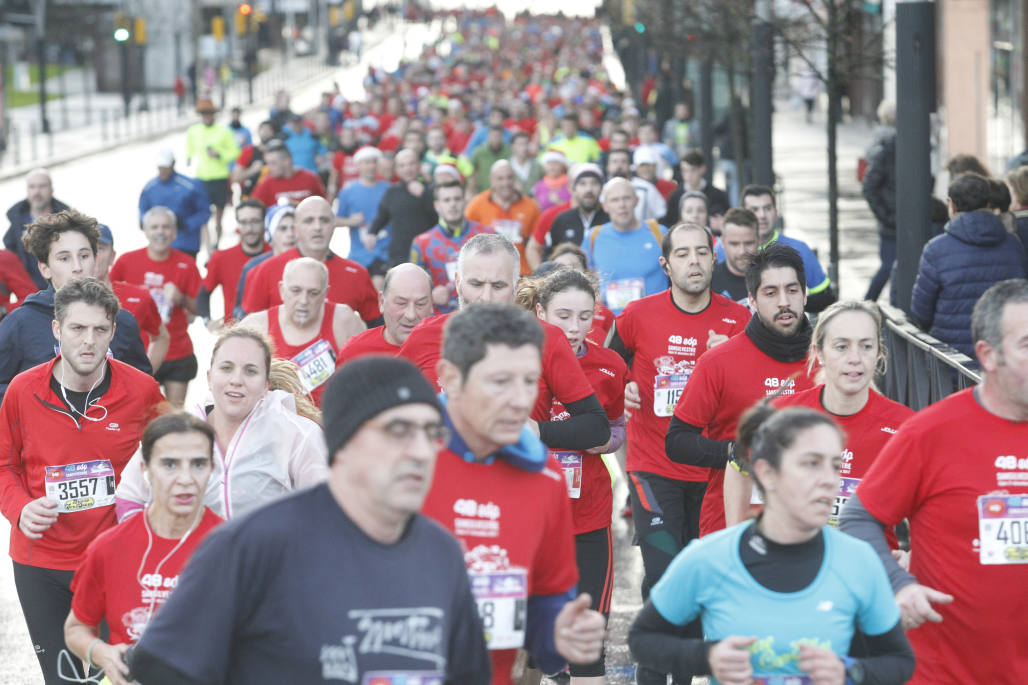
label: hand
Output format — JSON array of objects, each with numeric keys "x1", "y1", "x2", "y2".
[
  {"x1": 797, "y1": 644, "x2": 845, "y2": 685},
  {"x1": 553, "y1": 594, "x2": 605, "y2": 665},
  {"x1": 895, "y1": 583, "x2": 953, "y2": 629},
  {"x1": 350, "y1": 211, "x2": 365, "y2": 226},
  {"x1": 431, "y1": 285, "x2": 450, "y2": 307},
  {"x1": 92, "y1": 642, "x2": 133, "y2": 685},
  {"x1": 707, "y1": 328, "x2": 730, "y2": 349},
  {"x1": 623, "y1": 381, "x2": 641, "y2": 417},
  {"x1": 162, "y1": 282, "x2": 183, "y2": 307},
  {"x1": 19, "y1": 497, "x2": 58, "y2": 539},
  {"x1": 408, "y1": 180, "x2": 425, "y2": 197},
  {"x1": 360, "y1": 231, "x2": 378, "y2": 251},
  {"x1": 891, "y1": 548, "x2": 911, "y2": 572},
  {"x1": 206, "y1": 146, "x2": 220, "y2": 159},
  {"x1": 206, "y1": 317, "x2": 225, "y2": 334},
  {"x1": 707, "y1": 636, "x2": 755, "y2": 685}
]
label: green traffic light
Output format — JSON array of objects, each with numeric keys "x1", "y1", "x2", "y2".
[
  {"x1": 634, "y1": 22, "x2": 645, "y2": 33},
  {"x1": 114, "y1": 27, "x2": 130, "y2": 42}
]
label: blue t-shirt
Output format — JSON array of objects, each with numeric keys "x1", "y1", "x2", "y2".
[
  {"x1": 336, "y1": 180, "x2": 391, "y2": 267},
  {"x1": 283, "y1": 128, "x2": 327, "y2": 173},
  {"x1": 716, "y1": 230, "x2": 831, "y2": 294},
  {"x1": 582, "y1": 221, "x2": 668, "y2": 315},
  {"x1": 650, "y1": 524, "x2": 899, "y2": 684}
]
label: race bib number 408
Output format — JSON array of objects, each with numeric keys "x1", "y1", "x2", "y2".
[
  {"x1": 978, "y1": 494, "x2": 1028, "y2": 564},
  {"x1": 44, "y1": 460, "x2": 116, "y2": 513}
]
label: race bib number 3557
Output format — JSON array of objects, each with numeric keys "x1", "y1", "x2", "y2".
[
  {"x1": 978, "y1": 494, "x2": 1028, "y2": 564},
  {"x1": 44, "y1": 460, "x2": 116, "y2": 513}
]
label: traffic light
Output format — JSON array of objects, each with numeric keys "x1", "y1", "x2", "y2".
[
  {"x1": 212, "y1": 15, "x2": 225, "y2": 42},
  {"x1": 113, "y1": 12, "x2": 130, "y2": 42},
  {"x1": 134, "y1": 17, "x2": 147, "y2": 45},
  {"x1": 236, "y1": 3, "x2": 253, "y2": 34}
]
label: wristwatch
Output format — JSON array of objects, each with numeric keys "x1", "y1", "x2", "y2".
[{"x1": 843, "y1": 656, "x2": 866, "y2": 684}]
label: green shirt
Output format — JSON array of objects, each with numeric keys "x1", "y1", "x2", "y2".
[{"x1": 185, "y1": 123, "x2": 241, "y2": 181}]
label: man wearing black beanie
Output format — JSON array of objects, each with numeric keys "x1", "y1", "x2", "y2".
[{"x1": 130, "y1": 356, "x2": 492, "y2": 684}]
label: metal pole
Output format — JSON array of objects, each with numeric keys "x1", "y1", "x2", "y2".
[
  {"x1": 35, "y1": 0, "x2": 50, "y2": 134},
  {"x1": 894, "y1": 0, "x2": 936, "y2": 313},
  {"x1": 751, "y1": 0, "x2": 774, "y2": 186},
  {"x1": 699, "y1": 54, "x2": 714, "y2": 185},
  {"x1": 120, "y1": 41, "x2": 130, "y2": 117}
]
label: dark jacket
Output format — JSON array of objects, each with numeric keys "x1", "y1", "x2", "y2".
[
  {"x1": 0, "y1": 286, "x2": 152, "y2": 403},
  {"x1": 4, "y1": 198, "x2": 72, "y2": 289},
  {"x1": 1014, "y1": 209, "x2": 1028, "y2": 267},
  {"x1": 862, "y1": 126, "x2": 896, "y2": 238},
  {"x1": 910, "y1": 210, "x2": 1027, "y2": 357}
]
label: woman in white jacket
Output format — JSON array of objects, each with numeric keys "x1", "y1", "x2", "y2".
[{"x1": 116, "y1": 326, "x2": 329, "y2": 520}]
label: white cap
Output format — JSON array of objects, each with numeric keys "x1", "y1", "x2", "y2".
[
  {"x1": 353, "y1": 146, "x2": 383, "y2": 164},
  {"x1": 632, "y1": 146, "x2": 659, "y2": 167},
  {"x1": 155, "y1": 148, "x2": 175, "y2": 167},
  {"x1": 540, "y1": 150, "x2": 569, "y2": 167}
]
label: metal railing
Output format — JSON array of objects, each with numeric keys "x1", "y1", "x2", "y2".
[{"x1": 879, "y1": 304, "x2": 980, "y2": 412}]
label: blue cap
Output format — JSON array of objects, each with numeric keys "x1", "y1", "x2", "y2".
[{"x1": 97, "y1": 224, "x2": 114, "y2": 246}]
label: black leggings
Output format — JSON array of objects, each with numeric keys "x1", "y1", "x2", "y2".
[
  {"x1": 628, "y1": 472, "x2": 706, "y2": 685},
  {"x1": 570, "y1": 526, "x2": 613, "y2": 678},
  {"x1": 12, "y1": 561, "x2": 104, "y2": 684}
]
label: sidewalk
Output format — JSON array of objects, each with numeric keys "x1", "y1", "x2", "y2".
[
  {"x1": 770, "y1": 100, "x2": 882, "y2": 301},
  {"x1": 0, "y1": 18, "x2": 403, "y2": 182}
]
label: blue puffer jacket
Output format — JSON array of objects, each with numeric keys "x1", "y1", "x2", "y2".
[{"x1": 910, "y1": 210, "x2": 1027, "y2": 357}]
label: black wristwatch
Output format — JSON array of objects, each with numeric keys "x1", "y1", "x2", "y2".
[{"x1": 844, "y1": 656, "x2": 866, "y2": 684}]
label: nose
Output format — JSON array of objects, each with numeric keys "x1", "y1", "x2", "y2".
[
  {"x1": 402, "y1": 301, "x2": 418, "y2": 321},
  {"x1": 776, "y1": 289, "x2": 791, "y2": 308},
  {"x1": 406, "y1": 427, "x2": 438, "y2": 463}
]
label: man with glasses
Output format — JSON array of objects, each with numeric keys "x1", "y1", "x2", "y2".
[{"x1": 130, "y1": 356, "x2": 492, "y2": 684}]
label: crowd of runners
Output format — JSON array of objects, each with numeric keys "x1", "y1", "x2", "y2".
[{"x1": 0, "y1": 7, "x2": 1025, "y2": 685}]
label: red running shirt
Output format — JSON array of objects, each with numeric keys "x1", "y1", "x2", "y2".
[
  {"x1": 399, "y1": 314, "x2": 595, "y2": 421},
  {"x1": 548, "y1": 341, "x2": 626, "y2": 534},
  {"x1": 617, "y1": 291, "x2": 750, "y2": 483},
  {"x1": 673, "y1": 331, "x2": 814, "y2": 535},
  {"x1": 335, "y1": 326, "x2": 400, "y2": 367},
  {"x1": 421, "y1": 448, "x2": 577, "y2": 685},
  {"x1": 856, "y1": 388, "x2": 1028, "y2": 684},
  {"x1": 109, "y1": 248, "x2": 202, "y2": 361},
  {"x1": 774, "y1": 386, "x2": 912, "y2": 543},
  {"x1": 266, "y1": 303, "x2": 337, "y2": 407},
  {"x1": 70, "y1": 507, "x2": 222, "y2": 645},
  {"x1": 241, "y1": 248, "x2": 380, "y2": 323},
  {"x1": 0, "y1": 359, "x2": 166, "y2": 569},
  {"x1": 110, "y1": 280, "x2": 162, "y2": 348},
  {"x1": 203, "y1": 243, "x2": 270, "y2": 323}
]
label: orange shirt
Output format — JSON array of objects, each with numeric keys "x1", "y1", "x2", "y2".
[{"x1": 464, "y1": 190, "x2": 541, "y2": 274}]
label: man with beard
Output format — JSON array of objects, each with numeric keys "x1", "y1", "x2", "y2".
[
  {"x1": 667, "y1": 243, "x2": 816, "y2": 537},
  {"x1": 240, "y1": 257, "x2": 364, "y2": 406},
  {"x1": 525, "y1": 163, "x2": 609, "y2": 269},
  {"x1": 608, "y1": 222, "x2": 750, "y2": 685},
  {"x1": 4, "y1": 168, "x2": 71, "y2": 288},
  {"x1": 710, "y1": 208, "x2": 760, "y2": 305},
  {"x1": 110, "y1": 207, "x2": 202, "y2": 407},
  {"x1": 335, "y1": 263, "x2": 434, "y2": 363},
  {"x1": 368, "y1": 148, "x2": 438, "y2": 269},
  {"x1": 241, "y1": 196, "x2": 380, "y2": 325},
  {"x1": 199, "y1": 199, "x2": 270, "y2": 327}
]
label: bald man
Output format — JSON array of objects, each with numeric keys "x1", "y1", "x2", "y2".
[
  {"x1": 464, "y1": 159, "x2": 541, "y2": 274},
  {"x1": 581, "y1": 177, "x2": 668, "y2": 314},
  {"x1": 241, "y1": 257, "x2": 364, "y2": 406},
  {"x1": 335, "y1": 263, "x2": 435, "y2": 365},
  {"x1": 367, "y1": 148, "x2": 438, "y2": 269},
  {"x1": 4, "y1": 168, "x2": 71, "y2": 288},
  {"x1": 241, "y1": 196, "x2": 381, "y2": 323}
]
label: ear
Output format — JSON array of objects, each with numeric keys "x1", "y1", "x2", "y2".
[
  {"x1": 752, "y1": 458, "x2": 775, "y2": 492},
  {"x1": 436, "y1": 358, "x2": 460, "y2": 397},
  {"x1": 659, "y1": 256, "x2": 669, "y2": 273},
  {"x1": 51, "y1": 318, "x2": 60, "y2": 342},
  {"x1": 534, "y1": 302, "x2": 545, "y2": 319},
  {"x1": 38, "y1": 260, "x2": 53, "y2": 283},
  {"x1": 975, "y1": 339, "x2": 999, "y2": 373},
  {"x1": 278, "y1": 280, "x2": 286, "y2": 301}
]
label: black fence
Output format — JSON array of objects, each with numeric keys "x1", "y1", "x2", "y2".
[{"x1": 879, "y1": 304, "x2": 980, "y2": 412}]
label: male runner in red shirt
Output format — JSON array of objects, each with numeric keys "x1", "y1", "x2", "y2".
[{"x1": 200, "y1": 199, "x2": 270, "y2": 326}]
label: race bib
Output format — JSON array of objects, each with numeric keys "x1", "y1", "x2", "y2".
[
  {"x1": 604, "y1": 277, "x2": 644, "y2": 311},
  {"x1": 44, "y1": 460, "x2": 116, "y2": 513},
  {"x1": 445, "y1": 260, "x2": 458, "y2": 284},
  {"x1": 292, "y1": 339, "x2": 336, "y2": 393},
  {"x1": 752, "y1": 677, "x2": 813, "y2": 685},
  {"x1": 492, "y1": 219, "x2": 524, "y2": 243},
  {"x1": 829, "y1": 477, "x2": 860, "y2": 527},
  {"x1": 363, "y1": 673, "x2": 443, "y2": 685},
  {"x1": 653, "y1": 373, "x2": 690, "y2": 417},
  {"x1": 977, "y1": 494, "x2": 1028, "y2": 564},
  {"x1": 552, "y1": 451, "x2": 582, "y2": 499},
  {"x1": 469, "y1": 568, "x2": 528, "y2": 650},
  {"x1": 151, "y1": 291, "x2": 172, "y2": 323}
]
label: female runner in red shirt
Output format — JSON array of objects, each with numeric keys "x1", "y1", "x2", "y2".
[{"x1": 518, "y1": 265, "x2": 626, "y2": 684}]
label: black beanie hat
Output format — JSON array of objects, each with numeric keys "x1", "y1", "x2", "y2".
[{"x1": 322, "y1": 356, "x2": 443, "y2": 460}]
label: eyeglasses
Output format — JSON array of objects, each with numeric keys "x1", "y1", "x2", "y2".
[{"x1": 368, "y1": 419, "x2": 451, "y2": 448}]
